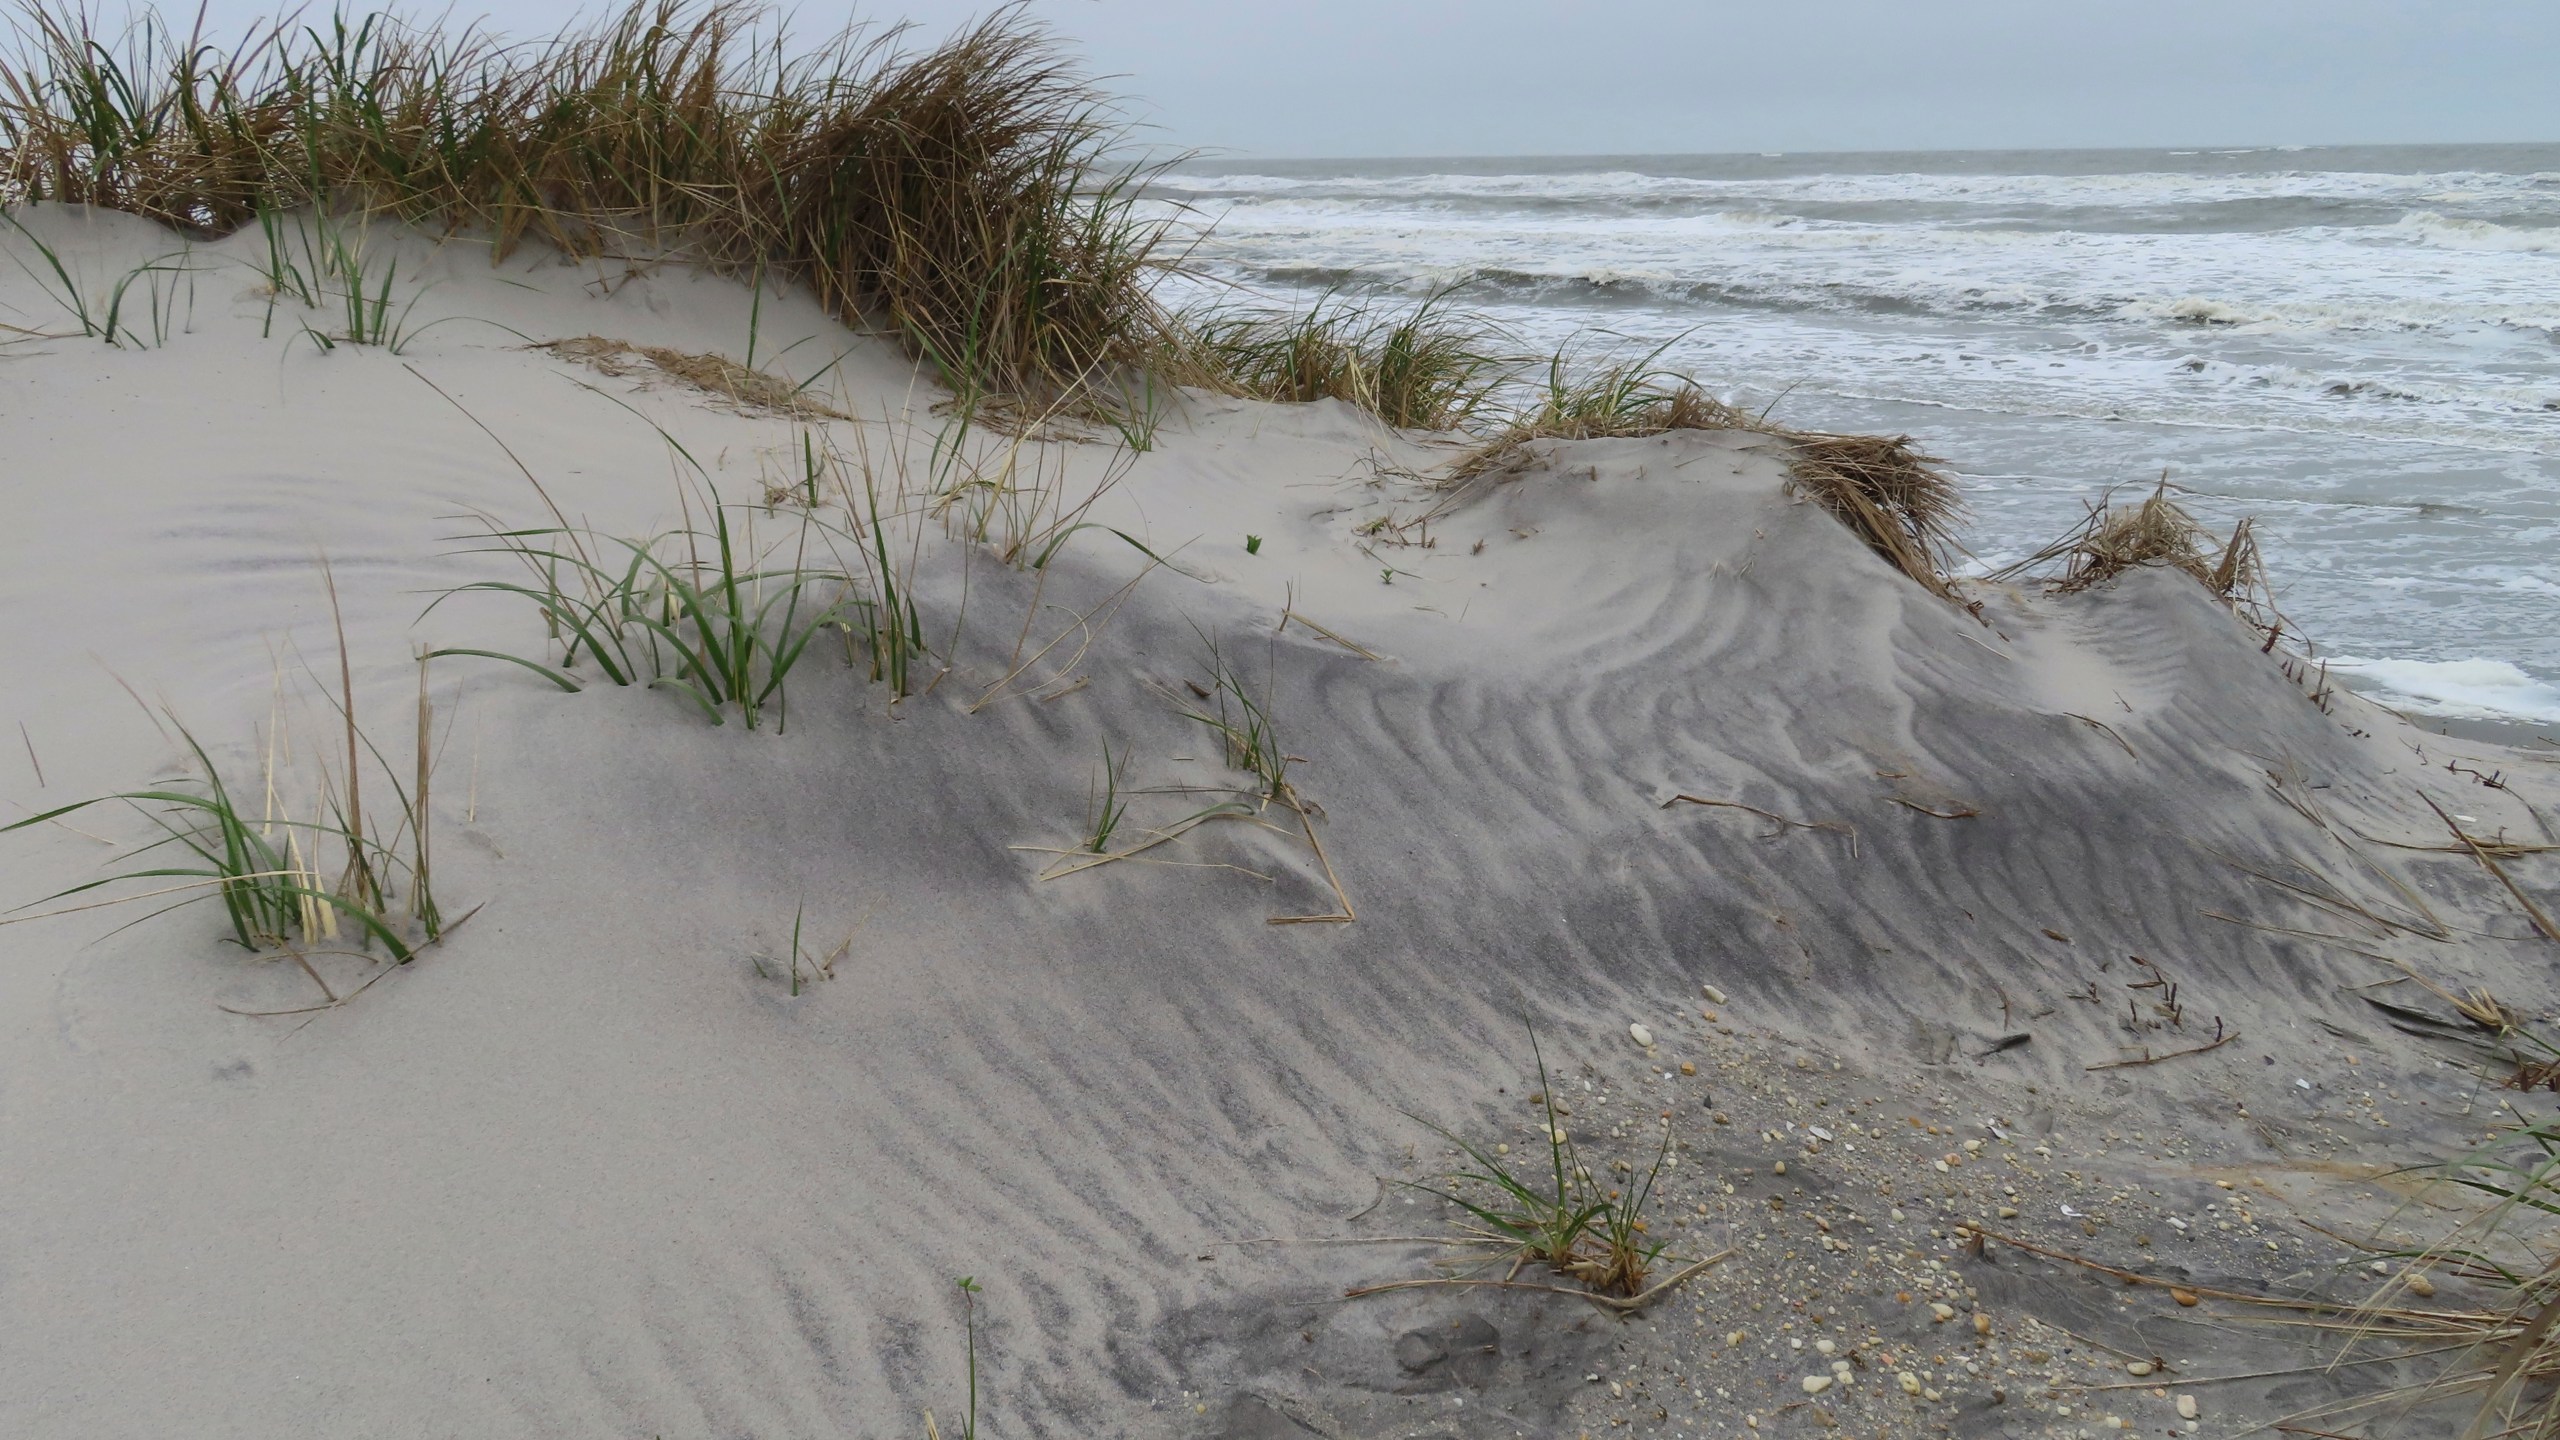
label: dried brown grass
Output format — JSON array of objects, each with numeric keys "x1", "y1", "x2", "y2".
[
  {"x1": 1992, "y1": 481, "x2": 2279, "y2": 627},
  {"x1": 539, "y1": 336, "x2": 850, "y2": 420}
]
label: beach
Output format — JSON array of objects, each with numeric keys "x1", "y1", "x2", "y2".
[{"x1": 4, "y1": 16, "x2": 2560, "y2": 1439}]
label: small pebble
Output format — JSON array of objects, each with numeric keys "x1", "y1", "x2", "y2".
[
  {"x1": 1929, "y1": 1302, "x2": 1956, "y2": 1322},
  {"x1": 2175, "y1": 1395, "x2": 2200, "y2": 1420},
  {"x1": 1772, "y1": 1160, "x2": 1788, "y2": 1175},
  {"x1": 1800, "y1": 1375, "x2": 1832, "y2": 1395},
  {"x1": 1973, "y1": 1312, "x2": 1992, "y2": 1336},
  {"x1": 1897, "y1": 1371, "x2": 1922, "y2": 1395},
  {"x1": 1678, "y1": 1060, "x2": 1696, "y2": 1076},
  {"x1": 1702, "y1": 983, "x2": 1728, "y2": 1004},
  {"x1": 2408, "y1": 1273, "x2": 2436, "y2": 1298},
  {"x1": 1628, "y1": 1022, "x2": 1654, "y2": 1048},
  {"x1": 2127, "y1": 1360, "x2": 2153, "y2": 1377}
]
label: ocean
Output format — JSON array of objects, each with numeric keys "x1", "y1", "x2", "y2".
[{"x1": 1150, "y1": 145, "x2": 2560, "y2": 728}]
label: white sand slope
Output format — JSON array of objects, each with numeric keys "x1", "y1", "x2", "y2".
[{"x1": 3, "y1": 206, "x2": 2555, "y2": 1438}]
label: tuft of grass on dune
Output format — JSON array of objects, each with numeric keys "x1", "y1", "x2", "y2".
[
  {"x1": 1179, "y1": 287, "x2": 1508, "y2": 432},
  {"x1": 1, "y1": 606, "x2": 456, "y2": 1010},
  {"x1": 1452, "y1": 341, "x2": 1965, "y2": 597},
  {"x1": 0, "y1": 1, "x2": 1183, "y2": 414},
  {"x1": 1992, "y1": 479, "x2": 2272, "y2": 612}
]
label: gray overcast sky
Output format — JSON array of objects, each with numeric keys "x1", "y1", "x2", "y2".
[{"x1": 173, "y1": 1, "x2": 2560, "y2": 157}]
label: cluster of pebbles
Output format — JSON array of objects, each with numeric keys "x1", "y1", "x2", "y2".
[{"x1": 1363, "y1": 981, "x2": 2496, "y2": 1439}]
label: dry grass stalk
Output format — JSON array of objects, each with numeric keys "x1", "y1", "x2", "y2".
[{"x1": 0, "y1": 1, "x2": 1181, "y2": 415}]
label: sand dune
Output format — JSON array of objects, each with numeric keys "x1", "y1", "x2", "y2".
[{"x1": 4, "y1": 207, "x2": 2556, "y2": 1438}]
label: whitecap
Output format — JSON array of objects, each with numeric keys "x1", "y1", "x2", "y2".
[
  {"x1": 2391, "y1": 210, "x2": 2560, "y2": 254},
  {"x1": 2328, "y1": 656, "x2": 2560, "y2": 723}
]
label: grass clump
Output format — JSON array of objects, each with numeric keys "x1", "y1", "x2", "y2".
[
  {"x1": 1356, "y1": 1021, "x2": 1724, "y2": 1310},
  {"x1": 1174, "y1": 636, "x2": 1292, "y2": 804},
  {"x1": 1451, "y1": 344, "x2": 1737, "y2": 474},
  {"x1": 1994, "y1": 480, "x2": 2268, "y2": 607},
  {"x1": 252, "y1": 205, "x2": 433, "y2": 349},
  {"x1": 1415, "y1": 1024, "x2": 1670, "y2": 1297},
  {"x1": 2, "y1": 722, "x2": 431, "y2": 977},
  {"x1": 2, "y1": 626, "x2": 452, "y2": 1009},
  {"x1": 429, "y1": 507, "x2": 899, "y2": 726},
  {"x1": 0, "y1": 1, "x2": 1182, "y2": 413},
  {"x1": 1452, "y1": 343, "x2": 1964, "y2": 596},
  {"x1": 1182, "y1": 288, "x2": 1507, "y2": 431}
]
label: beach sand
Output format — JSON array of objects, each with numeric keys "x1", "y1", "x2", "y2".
[{"x1": 4, "y1": 206, "x2": 2556, "y2": 1438}]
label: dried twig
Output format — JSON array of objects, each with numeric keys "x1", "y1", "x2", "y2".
[
  {"x1": 2086, "y1": 1026, "x2": 2237, "y2": 1071},
  {"x1": 2424, "y1": 794, "x2": 2559, "y2": 944},
  {"x1": 1661, "y1": 794, "x2": 1858, "y2": 855},
  {"x1": 2065, "y1": 713, "x2": 2137, "y2": 759},
  {"x1": 1889, "y1": 796, "x2": 1980, "y2": 820}
]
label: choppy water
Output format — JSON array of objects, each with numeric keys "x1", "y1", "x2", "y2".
[{"x1": 1151, "y1": 145, "x2": 2560, "y2": 726}]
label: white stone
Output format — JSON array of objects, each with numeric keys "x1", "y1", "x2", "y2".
[
  {"x1": 1629, "y1": 1022, "x2": 1654, "y2": 1048},
  {"x1": 1703, "y1": 983, "x2": 1729, "y2": 1004},
  {"x1": 1800, "y1": 1375, "x2": 1832, "y2": 1395},
  {"x1": 2175, "y1": 1395, "x2": 2199, "y2": 1420}
]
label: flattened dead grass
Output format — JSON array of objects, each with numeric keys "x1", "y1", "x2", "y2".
[{"x1": 539, "y1": 336, "x2": 850, "y2": 420}]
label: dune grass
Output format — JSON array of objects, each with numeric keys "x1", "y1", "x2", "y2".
[
  {"x1": 0, "y1": 1, "x2": 1182, "y2": 412},
  {"x1": 2, "y1": 624, "x2": 450, "y2": 1007},
  {"x1": 1446, "y1": 341, "x2": 1965, "y2": 596},
  {"x1": 0, "y1": 206, "x2": 195, "y2": 344},
  {"x1": 921, "y1": 1275, "x2": 985, "y2": 1440},
  {"x1": 429, "y1": 507, "x2": 888, "y2": 726},
  {"x1": 1353, "y1": 1021, "x2": 1729, "y2": 1311},
  {"x1": 1174, "y1": 636, "x2": 1292, "y2": 804},
  {"x1": 1, "y1": 719, "x2": 427, "y2": 971},
  {"x1": 1407, "y1": 1022, "x2": 1672, "y2": 1297},
  {"x1": 1180, "y1": 287, "x2": 1508, "y2": 431},
  {"x1": 1996, "y1": 481, "x2": 2268, "y2": 600}
]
